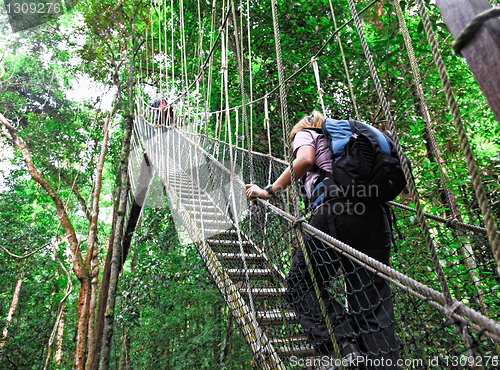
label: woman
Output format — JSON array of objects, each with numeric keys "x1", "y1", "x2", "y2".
[{"x1": 245, "y1": 111, "x2": 400, "y2": 370}]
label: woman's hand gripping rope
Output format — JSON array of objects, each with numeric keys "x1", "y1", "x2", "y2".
[
  {"x1": 245, "y1": 184, "x2": 272, "y2": 201},
  {"x1": 245, "y1": 145, "x2": 316, "y2": 202}
]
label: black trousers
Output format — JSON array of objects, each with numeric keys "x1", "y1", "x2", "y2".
[{"x1": 286, "y1": 199, "x2": 401, "y2": 370}]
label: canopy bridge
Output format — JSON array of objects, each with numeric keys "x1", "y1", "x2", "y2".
[{"x1": 124, "y1": 0, "x2": 500, "y2": 368}]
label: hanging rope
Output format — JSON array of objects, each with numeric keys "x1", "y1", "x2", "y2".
[
  {"x1": 230, "y1": 0, "x2": 253, "y2": 183},
  {"x1": 311, "y1": 57, "x2": 326, "y2": 115},
  {"x1": 393, "y1": 1, "x2": 458, "y2": 220},
  {"x1": 416, "y1": 0, "x2": 500, "y2": 277},
  {"x1": 327, "y1": 0, "x2": 360, "y2": 120},
  {"x1": 393, "y1": 2, "x2": 494, "y2": 335},
  {"x1": 345, "y1": 0, "x2": 455, "y2": 309}
]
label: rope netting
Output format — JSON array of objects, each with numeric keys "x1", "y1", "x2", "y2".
[{"x1": 126, "y1": 0, "x2": 500, "y2": 368}]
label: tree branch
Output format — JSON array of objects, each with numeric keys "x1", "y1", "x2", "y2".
[
  {"x1": 0, "y1": 243, "x2": 51, "y2": 259},
  {"x1": 0, "y1": 113, "x2": 86, "y2": 278}
]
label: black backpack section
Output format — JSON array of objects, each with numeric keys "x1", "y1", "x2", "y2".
[
  {"x1": 306, "y1": 117, "x2": 410, "y2": 209},
  {"x1": 303, "y1": 117, "x2": 411, "y2": 251}
]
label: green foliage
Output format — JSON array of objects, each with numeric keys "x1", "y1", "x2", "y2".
[
  {"x1": 1, "y1": 0, "x2": 500, "y2": 368},
  {"x1": 113, "y1": 207, "x2": 253, "y2": 369}
]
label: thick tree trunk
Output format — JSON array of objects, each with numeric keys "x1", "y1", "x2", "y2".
[
  {"x1": 0, "y1": 274, "x2": 23, "y2": 353},
  {"x1": 75, "y1": 277, "x2": 91, "y2": 369},
  {"x1": 84, "y1": 92, "x2": 116, "y2": 370},
  {"x1": 99, "y1": 115, "x2": 134, "y2": 370},
  {"x1": 99, "y1": 28, "x2": 139, "y2": 367},
  {"x1": 435, "y1": 0, "x2": 500, "y2": 123},
  {"x1": 90, "y1": 201, "x2": 118, "y2": 370},
  {"x1": 85, "y1": 243, "x2": 99, "y2": 369}
]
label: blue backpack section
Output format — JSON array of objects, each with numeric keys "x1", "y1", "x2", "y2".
[{"x1": 323, "y1": 118, "x2": 390, "y2": 158}]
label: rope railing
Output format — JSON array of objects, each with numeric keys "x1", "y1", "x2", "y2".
[
  {"x1": 131, "y1": 118, "x2": 500, "y2": 368},
  {"x1": 130, "y1": 0, "x2": 500, "y2": 368}
]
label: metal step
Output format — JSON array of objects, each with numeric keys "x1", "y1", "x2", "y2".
[
  {"x1": 195, "y1": 217, "x2": 231, "y2": 225},
  {"x1": 202, "y1": 229, "x2": 239, "y2": 240},
  {"x1": 256, "y1": 310, "x2": 298, "y2": 325},
  {"x1": 207, "y1": 239, "x2": 253, "y2": 247},
  {"x1": 175, "y1": 194, "x2": 211, "y2": 202},
  {"x1": 275, "y1": 345, "x2": 316, "y2": 358},
  {"x1": 192, "y1": 213, "x2": 229, "y2": 222},
  {"x1": 216, "y1": 253, "x2": 266, "y2": 263},
  {"x1": 270, "y1": 336, "x2": 309, "y2": 345},
  {"x1": 197, "y1": 228, "x2": 234, "y2": 237},
  {"x1": 205, "y1": 228, "x2": 237, "y2": 236},
  {"x1": 226, "y1": 269, "x2": 274, "y2": 279},
  {"x1": 239, "y1": 287, "x2": 287, "y2": 300},
  {"x1": 193, "y1": 211, "x2": 229, "y2": 220}
]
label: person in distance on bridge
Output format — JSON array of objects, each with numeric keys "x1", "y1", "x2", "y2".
[
  {"x1": 245, "y1": 110, "x2": 401, "y2": 370},
  {"x1": 150, "y1": 98, "x2": 174, "y2": 127}
]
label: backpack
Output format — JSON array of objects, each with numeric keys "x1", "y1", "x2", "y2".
[{"x1": 305, "y1": 117, "x2": 409, "y2": 209}]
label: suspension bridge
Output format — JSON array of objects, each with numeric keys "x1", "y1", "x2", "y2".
[{"x1": 123, "y1": 0, "x2": 500, "y2": 368}]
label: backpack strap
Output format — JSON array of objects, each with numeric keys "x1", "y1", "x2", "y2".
[
  {"x1": 309, "y1": 163, "x2": 334, "y2": 182},
  {"x1": 310, "y1": 178, "x2": 342, "y2": 209},
  {"x1": 382, "y1": 202, "x2": 403, "y2": 253},
  {"x1": 298, "y1": 174, "x2": 311, "y2": 211}
]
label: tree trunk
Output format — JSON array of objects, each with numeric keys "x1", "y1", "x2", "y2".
[
  {"x1": 435, "y1": 0, "x2": 500, "y2": 123},
  {"x1": 85, "y1": 243, "x2": 100, "y2": 369},
  {"x1": 84, "y1": 91, "x2": 116, "y2": 370},
  {"x1": 0, "y1": 274, "x2": 23, "y2": 353},
  {"x1": 99, "y1": 115, "x2": 134, "y2": 370},
  {"x1": 44, "y1": 241, "x2": 73, "y2": 370},
  {"x1": 90, "y1": 199, "x2": 118, "y2": 370},
  {"x1": 44, "y1": 301, "x2": 68, "y2": 370},
  {"x1": 219, "y1": 309, "x2": 234, "y2": 367},
  {"x1": 117, "y1": 328, "x2": 131, "y2": 370},
  {"x1": 55, "y1": 311, "x2": 66, "y2": 367},
  {"x1": 75, "y1": 276, "x2": 91, "y2": 369}
]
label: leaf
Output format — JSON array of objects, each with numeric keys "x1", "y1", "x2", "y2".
[{"x1": 417, "y1": 20, "x2": 424, "y2": 34}]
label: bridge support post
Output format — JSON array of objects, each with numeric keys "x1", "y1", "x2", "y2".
[{"x1": 435, "y1": 0, "x2": 500, "y2": 123}]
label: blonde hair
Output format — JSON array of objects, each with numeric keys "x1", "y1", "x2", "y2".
[{"x1": 290, "y1": 110, "x2": 325, "y2": 141}]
